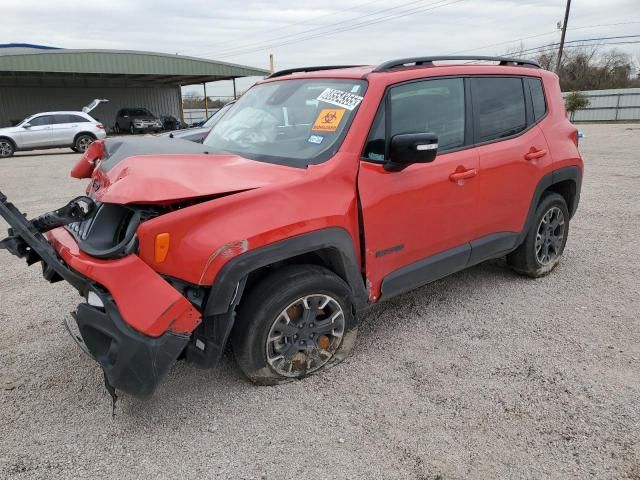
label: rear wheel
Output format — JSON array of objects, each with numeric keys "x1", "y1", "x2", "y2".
[
  {"x1": 74, "y1": 134, "x2": 94, "y2": 153},
  {"x1": 0, "y1": 138, "x2": 14, "y2": 158},
  {"x1": 508, "y1": 192, "x2": 569, "y2": 277},
  {"x1": 232, "y1": 265, "x2": 358, "y2": 385}
]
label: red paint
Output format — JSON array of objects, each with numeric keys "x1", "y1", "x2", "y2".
[
  {"x1": 49, "y1": 63, "x2": 581, "y2": 337},
  {"x1": 45, "y1": 227, "x2": 201, "y2": 337},
  {"x1": 70, "y1": 140, "x2": 104, "y2": 179},
  {"x1": 91, "y1": 153, "x2": 308, "y2": 204}
]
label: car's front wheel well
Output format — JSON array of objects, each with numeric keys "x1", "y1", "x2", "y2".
[
  {"x1": 242, "y1": 248, "x2": 352, "y2": 298},
  {"x1": 0, "y1": 136, "x2": 17, "y2": 149},
  {"x1": 73, "y1": 132, "x2": 97, "y2": 143},
  {"x1": 544, "y1": 179, "x2": 577, "y2": 217}
]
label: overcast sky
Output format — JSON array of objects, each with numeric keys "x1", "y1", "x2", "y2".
[{"x1": 2, "y1": 0, "x2": 639, "y2": 97}]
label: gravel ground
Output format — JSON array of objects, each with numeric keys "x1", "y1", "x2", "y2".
[{"x1": 0, "y1": 124, "x2": 639, "y2": 479}]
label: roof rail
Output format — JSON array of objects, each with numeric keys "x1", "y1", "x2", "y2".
[
  {"x1": 267, "y1": 65, "x2": 364, "y2": 79},
  {"x1": 373, "y1": 56, "x2": 540, "y2": 72}
]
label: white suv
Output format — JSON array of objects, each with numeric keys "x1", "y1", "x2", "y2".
[{"x1": 0, "y1": 111, "x2": 107, "y2": 158}]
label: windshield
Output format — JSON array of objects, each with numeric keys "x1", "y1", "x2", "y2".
[
  {"x1": 202, "y1": 102, "x2": 234, "y2": 128},
  {"x1": 130, "y1": 109, "x2": 152, "y2": 117},
  {"x1": 202, "y1": 79, "x2": 367, "y2": 167}
]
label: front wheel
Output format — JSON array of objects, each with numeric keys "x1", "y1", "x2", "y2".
[
  {"x1": 507, "y1": 192, "x2": 570, "y2": 277},
  {"x1": 129, "y1": 124, "x2": 136, "y2": 135},
  {"x1": 0, "y1": 139, "x2": 15, "y2": 158},
  {"x1": 232, "y1": 265, "x2": 358, "y2": 385}
]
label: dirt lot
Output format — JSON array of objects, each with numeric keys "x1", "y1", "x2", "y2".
[{"x1": 0, "y1": 124, "x2": 639, "y2": 479}]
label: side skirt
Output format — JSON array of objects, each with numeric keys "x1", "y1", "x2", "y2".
[{"x1": 380, "y1": 232, "x2": 519, "y2": 300}]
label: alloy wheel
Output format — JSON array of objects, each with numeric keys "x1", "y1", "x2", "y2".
[
  {"x1": 266, "y1": 294, "x2": 345, "y2": 377},
  {"x1": 76, "y1": 136, "x2": 93, "y2": 152},
  {"x1": 535, "y1": 206, "x2": 565, "y2": 265},
  {"x1": 0, "y1": 140, "x2": 12, "y2": 157}
]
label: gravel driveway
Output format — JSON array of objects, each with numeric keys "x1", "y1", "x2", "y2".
[{"x1": 0, "y1": 124, "x2": 638, "y2": 479}]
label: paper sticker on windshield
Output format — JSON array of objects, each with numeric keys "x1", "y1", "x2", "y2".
[
  {"x1": 307, "y1": 134, "x2": 324, "y2": 144},
  {"x1": 312, "y1": 109, "x2": 346, "y2": 132},
  {"x1": 317, "y1": 88, "x2": 363, "y2": 111}
]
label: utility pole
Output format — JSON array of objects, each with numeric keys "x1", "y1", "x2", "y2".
[
  {"x1": 555, "y1": 0, "x2": 572, "y2": 73},
  {"x1": 269, "y1": 54, "x2": 274, "y2": 73}
]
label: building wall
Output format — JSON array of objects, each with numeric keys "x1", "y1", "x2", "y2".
[
  {"x1": 0, "y1": 86, "x2": 181, "y2": 128},
  {"x1": 563, "y1": 88, "x2": 640, "y2": 122}
]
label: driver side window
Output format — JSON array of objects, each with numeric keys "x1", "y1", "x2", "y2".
[{"x1": 363, "y1": 77, "x2": 466, "y2": 162}]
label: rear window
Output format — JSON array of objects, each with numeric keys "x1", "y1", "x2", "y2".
[
  {"x1": 471, "y1": 77, "x2": 526, "y2": 143},
  {"x1": 527, "y1": 77, "x2": 547, "y2": 121}
]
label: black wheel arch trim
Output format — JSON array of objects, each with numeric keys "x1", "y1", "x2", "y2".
[
  {"x1": 517, "y1": 165, "x2": 582, "y2": 246},
  {"x1": 203, "y1": 227, "x2": 367, "y2": 317}
]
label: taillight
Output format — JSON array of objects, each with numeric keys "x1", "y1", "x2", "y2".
[{"x1": 96, "y1": 123, "x2": 105, "y2": 130}]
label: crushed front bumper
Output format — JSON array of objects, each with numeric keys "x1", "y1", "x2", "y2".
[{"x1": 0, "y1": 191, "x2": 197, "y2": 398}]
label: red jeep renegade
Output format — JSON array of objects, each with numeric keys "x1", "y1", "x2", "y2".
[{"x1": 0, "y1": 56, "x2": 583, "y2": 399}]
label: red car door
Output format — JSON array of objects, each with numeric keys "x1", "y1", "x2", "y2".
[
  {"x1": 470, "y1": 76, "x2": 552, "y2": 237},
  {"x1": 358, "y1": 77, "x2": 480, "y2": 300}
]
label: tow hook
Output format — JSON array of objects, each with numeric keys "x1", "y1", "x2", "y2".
[{"x1": 30, "y1": 196, "x2": 96, "y2": 233}]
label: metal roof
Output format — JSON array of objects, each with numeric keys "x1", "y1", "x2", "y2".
[{"x1": 0, "y1": 49, "x2": 269, "y2": 86}]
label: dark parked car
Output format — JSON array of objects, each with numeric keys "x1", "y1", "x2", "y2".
[
  {"x1": 114, "y1": 108, "x2": 163, "y2": 134},
  {"x1": 159, "y1": 102, "x2": 234, "y2": 143},
  {"x1": 160, "y1": 115, "x2": 180, "y2": 131}
]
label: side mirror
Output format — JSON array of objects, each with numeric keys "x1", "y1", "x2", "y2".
[
  {"x1": 385, "y1": 133, "x2": 438, "y2": 172},
  {"x1": 22, "y1": 122, "x2": 32, "y2": 128}
]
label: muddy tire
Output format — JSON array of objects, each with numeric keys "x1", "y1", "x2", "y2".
[
  {"x1": 232, "y1": 264, "x2": 358, "y2": 385},
  {"x1": 508, "y1": 192, "x2": 570, "y2": 278}
]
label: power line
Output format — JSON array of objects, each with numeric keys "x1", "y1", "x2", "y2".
[
  {"x1": 203, "y1": 0, "x2": 467, "y2": 59},
  {"x1": 182, "y1": 0, "x2": 389, "y2": 56},
  {"x1": 448, "y1": 21, "x2": 640, "y2": 56},
  {"x1": 508, "y1": 35, "x2": 640, "y2": 58},
  {"x1": 190, "y1": 0, "x2": 433, "y2": 58}
]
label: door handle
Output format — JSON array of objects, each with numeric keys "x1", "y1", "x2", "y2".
[
  {"x1": 524, "y1": 148, "x2": 547, "y2": 161},
  {"x1": 449, "y1": 168, "x2": 477, "y2": 182}
]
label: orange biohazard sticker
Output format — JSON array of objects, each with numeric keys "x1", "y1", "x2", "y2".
[{"x1": 312, "y1": 109, "x2": 346, "y2": 132}]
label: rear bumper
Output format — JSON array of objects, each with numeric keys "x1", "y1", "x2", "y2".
[{"x1": 0, "y1": 192, "x2": 200, "y2": 398}]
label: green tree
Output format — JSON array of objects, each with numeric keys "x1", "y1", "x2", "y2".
[{"x1": 564, "y1": 91, "x2": 589, "y2": 121}]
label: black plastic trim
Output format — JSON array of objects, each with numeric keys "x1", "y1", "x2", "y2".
[
  {"x1": 75, "y1": 298, "x2": 189, "y2": 399},
  {"x1": 267, "y1": 65, "x2": 364, "y2": 79},
  {"x1": 468, "y1": 232, "x2": 519, "y2": 266},
  {"x1": 0, "y1": 191, "x2": 89, "y2": 294},
  {"x1": 381, "y1": 244, "x2": 471, "y2": 299},
  {"x1": 374, "y1": 56, "x2": 540, "y2": 72},
  {"x1": 204, "y1": 227, "x2": 367, "y2": 316}
]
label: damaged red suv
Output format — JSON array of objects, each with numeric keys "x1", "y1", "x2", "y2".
[{"x1": 0, "y1": 56, "x2": 583, "y2": 399}]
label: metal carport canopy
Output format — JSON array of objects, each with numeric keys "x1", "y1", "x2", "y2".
[{"x1": 0, "y1": 49, "x2": 269, "y2": 86}]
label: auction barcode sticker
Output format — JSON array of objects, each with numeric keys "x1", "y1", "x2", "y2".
[{"x1": 317, "y1": 88, "x2": 364, "y2": 111}]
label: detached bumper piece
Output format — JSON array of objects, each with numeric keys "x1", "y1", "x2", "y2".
[
  {"x1": 0, "y1": 191, "x2": 91, "y2": 293},
  {"x1": 74, "y1": 297, "x2": 189, "y2": 399},
  {"x1": 0, "y1": 191, "x2": 190, "y2": 398}
]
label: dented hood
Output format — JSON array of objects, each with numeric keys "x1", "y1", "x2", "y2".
[{"x1": 88, "y1": 137, "x2": 305, "y2": 204}]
